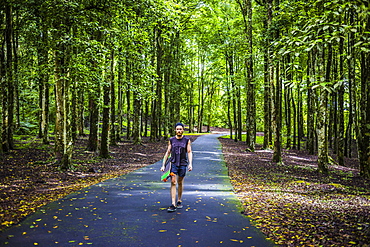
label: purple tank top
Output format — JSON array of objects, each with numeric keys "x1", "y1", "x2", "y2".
[{"x1": 170, "y1": 136, "x2": 190, "y2": 166}]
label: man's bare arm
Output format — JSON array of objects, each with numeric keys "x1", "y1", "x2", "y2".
[
  {"x1": 160, "y1": 141, "x2": 171, "y2": 171},
  {"x1": 187, "y1": 140, "x2": 193, "y2": 171}
]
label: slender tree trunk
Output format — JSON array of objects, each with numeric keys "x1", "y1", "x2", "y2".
[
  {"x1": 117, "y1": 50, "x2": 123, "y2": 141},
  {"x1": 77, "y1": 87, "x2": 84, "y2": 136},
  {"x1": 272, "y1": 64, "x2": 282, "y2": 163},
  {"x1": 292, "y1": 84, "x2": 297, "y2": 149},
  {"x1": 345, "y1": 10, "x2": 355, "y2": 158},
  {"x1": 4, "y1": 3, "x2": 14, "y2": 151},
  {"x1": 54, "y1": 42, "x2": 73, "y2": 170},
  {"x1": 151, "y1": 27, "x2": 162, "y2": 140},
  {"x1": 86, "y1": 30, "x2": 101, "y2": 152},
  {"x1": 132, "y1": 89, "x2": 142, "y2": 145},
  {"x1": 358, "y1": 13, "x2": 370, "y2": 178},
  {"x1": 317, "y1": 46, "x2": 330, "y2": 174},
  {"x1": 37, "y1": 23, "x2": 50, "y2": 144},
  {"x1": 100, "y1": 78, "x2": 111, "y2": 158},
  {"x1": 12, "y1": 15, "x2": 19, "y2": 131},
  {"x1": 337, "y1": 33, "x2": 345, "y2": 166},
  {"x1": 263, "y1": 51, "x2": 271, "y2": 149},
  {"x1": 71, "y1": 75, "x2": 78, "y2": 142},
  {"x1": 126, "y1": 55, "x2": 131, "y2": 140},
  {"x1": 1, "y1": 36, "x2": 7, "y2": 153},
  {"x1": 198, "y1": 54, "x2": 205, "y2": 133},
  {"x1": 307, "y1": 52, "x2": 316, "y2": 155},
  {"x1": 297, "y1": 80, "x2": 302, "y2": 150},
  {"x1": 285, "y1": 56, "x2": 292, "y2": 149},
  {"x1": 317, "y1": 87, "x2": 329, "y2": 174},
  {"x1": 225, "y1": 54, "x2": 233, "y2": 138},
  {"x1": 109, "y1": 49, "x2": 116, "y2": 145},
  {"x1": 86, "y1": 60, "x2": 100, "y2": 152}
]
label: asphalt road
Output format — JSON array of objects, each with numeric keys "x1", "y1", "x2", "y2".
[{"x1": 0, "y1": 134, "x2": 275, "y2": 247}]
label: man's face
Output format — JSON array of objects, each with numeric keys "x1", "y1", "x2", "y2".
[{"x1": 175, "y1": 126, "x2": 184, "y2": 136}]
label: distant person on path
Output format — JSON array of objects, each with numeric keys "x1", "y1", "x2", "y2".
[{"x1": 161, "y1": 123, "x2": 193, "y2": 212}]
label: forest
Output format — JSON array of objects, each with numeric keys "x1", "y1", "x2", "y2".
[
  {"x1": 1, "y1": 0, "x2": 370, "y2": 245},
  {"x1": 1, "y1": 0, "x2": 369, "y2": 175}
]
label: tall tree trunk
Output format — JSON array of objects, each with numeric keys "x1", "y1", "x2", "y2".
[
  {"x1": 77, "y1": 87, "x2": 85, "y2": 136},
  {"x1": 238, "y1": 0, "x2": 255, "y2": 150},
  {"x1": 151, "y1": 27, "x2": 162, "y2": 140},
  {"x1": 126, "y1": 57, "x2": 131, "y2": 140},
  {"x1": 263, "y1": 6, "x2": 271, "y2": 150},
  {"x1": 317, "y1": 86, "x2": 329, "y2": 174},
  {"x1": 317, "y1": 46, "x2": 330, "y2": 174},
  {"x1": 292, "y1": 84, "x2": 297, "y2": 149},
  {"x1": 307, "y1": 51, "x2": 316, "y2": 155},
  {"x1": 272, "y1": 64, "x2": 282, "y2": 163},
  {"x1": 37, "y1": 22, "x2": 50, "y2": 144},
  {"x1": 3, "y1": 3, "x2": 14, "y2": 151},
  {"x1": 86, "y1": 59, "x2": 100, "y2": 152},
  {"x1": 54, "y1": 42, "x2": 72, "y2": 170},
  {"x1": 87, "y1": 92, "x2": 99, "y2": 152},
  {"x1": 297, "y1": 78, "x2": 304, "y2": 150},
  {"x1": 198, "y1": 54, "x2": 205, "y2": 133},
  {"x1": 132, "y1": 85, "x2": 142, "y2": 145},
  {"x1": 117, "y1": 50, "x2": 123, "y2": 141},
  {"x1": 263, "y1": 53, "x2": 271, "y2": 149},
  {"x1": 345, "y1": 10, "x2": 355, "y2": 158},
  {"x1": 109, "y1": 49, "x2": 116, "y2": 145},
  {"x1": 337, "y1": 31, "x2": 345, "y2": 166},
  {"x1": 12, "y1": 14, "x2": 19, "y2": 131},
  {"x1": 358, "y1": 13, "x2": 370, "y2": 178},
  {"x1": 86, "y1": 30, "x2": 102, "y2": 152},
  {"x1": 100, "y1": 79, "x2": 111, "y2": 158},
  {"x1": 285, "y1": 55, "x2": 292, "y2": 149},
  {"x1": 225, "y1": 54, "x2": 233, "y2": 138},
  {"x1": 1, "y1": 36, "x2": 7, "y2": 153}
]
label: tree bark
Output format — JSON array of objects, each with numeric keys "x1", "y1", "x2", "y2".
[
  {"x1": 272, "y1": 64, "x2": 282, "y2": 163},
  {"x1": 54, "y1": 42, "x2": 73, "y2": 170},
  {"x1": 100, "y1": 80, "x2": 111, "y2": 158},
  {"x1": 337, "y1": 32, "x2": 345, "y2": 166},
  {"x1": 132, "y1": 90, "x2": 142, "y2": 145},
  {"x1": 3, "y1": 3, "x2": 14, "y2": 151},
  {"x1": 237, "y1": 0, "x2": 255, "y2": 150},
  {"x1": 109, "y1": 49, "x2": 116, "y2": 145},
  {"x1": 307, "y1": 51, "x2": 316, "y2": 155},
  {"x1": 358, "y1": 13, "x2": 370, "y2": 178},
  {"x1": 126, "y1": 56, "x2": 131, "y2": 140}
]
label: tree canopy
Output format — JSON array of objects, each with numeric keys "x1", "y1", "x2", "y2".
[{"x1": 1, "y1": 0, "x2": 369, "y2": 177}]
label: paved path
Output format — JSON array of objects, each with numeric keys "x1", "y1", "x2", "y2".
[{"x1": 0, "y1": 134, "x2": 274, "y2": 246}]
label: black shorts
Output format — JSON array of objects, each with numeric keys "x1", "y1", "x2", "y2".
[{"x1": 171, "y1": 164, "x2": 187, "y2": 177}]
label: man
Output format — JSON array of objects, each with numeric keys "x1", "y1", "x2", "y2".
[{"x1": 161, "y1": 123, "x2": 193, "y2": 212}]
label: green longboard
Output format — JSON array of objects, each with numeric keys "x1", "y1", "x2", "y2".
[{"x1": 161, "y1": 158, "x2": 174, "y2": 182}]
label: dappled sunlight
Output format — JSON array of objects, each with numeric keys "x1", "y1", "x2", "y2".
[
  {"x1": 134, "y1": 152, "x2": 147, "y2": 156},
  {"x1": 255, "y1": 149, "x2": 273, "y2": 154},
  {"x1": 286, "y1": 155, "x2": 313, "y2": 162}
]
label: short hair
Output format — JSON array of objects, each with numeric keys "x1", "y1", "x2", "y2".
[{"x1": 175, "y1": 122, "x2": 184, "y2": 129}]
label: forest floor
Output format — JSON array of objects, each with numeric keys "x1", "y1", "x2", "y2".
[
  {"x1": 1, "y1": 132, "x2": 369, "y2": 246},
  {"x1": 219, "y1": 137, "x2": 370, "y2": 247}
]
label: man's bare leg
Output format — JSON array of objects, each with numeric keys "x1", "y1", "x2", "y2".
[
  {"x1": 177, "y1": 176, "x2": 184, "y2": 203},
  {"x1": 170, "y1": 175, "x2": 177, "y2": 206}
]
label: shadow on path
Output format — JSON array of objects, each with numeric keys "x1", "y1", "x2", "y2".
[{"x1": 0, "y1": 134, "x2": 275, "y2": 246}]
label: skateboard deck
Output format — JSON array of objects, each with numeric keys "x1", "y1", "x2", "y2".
[{"x1": 161, "y1": 158, "x2": 175, "y2": 182}]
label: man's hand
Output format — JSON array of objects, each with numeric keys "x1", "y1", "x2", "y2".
[
  {"x1": 188, "y1": 164, "x2": 193, "y2": 171},
  {"x1": 160, "y1": 165, "x2": 165, "y2": 172}
]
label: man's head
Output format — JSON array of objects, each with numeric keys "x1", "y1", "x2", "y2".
[{"x1": 175, "y1": 122, "x2": 184, "y2": 137}]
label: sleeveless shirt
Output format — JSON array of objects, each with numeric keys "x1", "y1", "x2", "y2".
[{"x1": 170, "y1": 136, "x2": 190, "y2": 167}]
